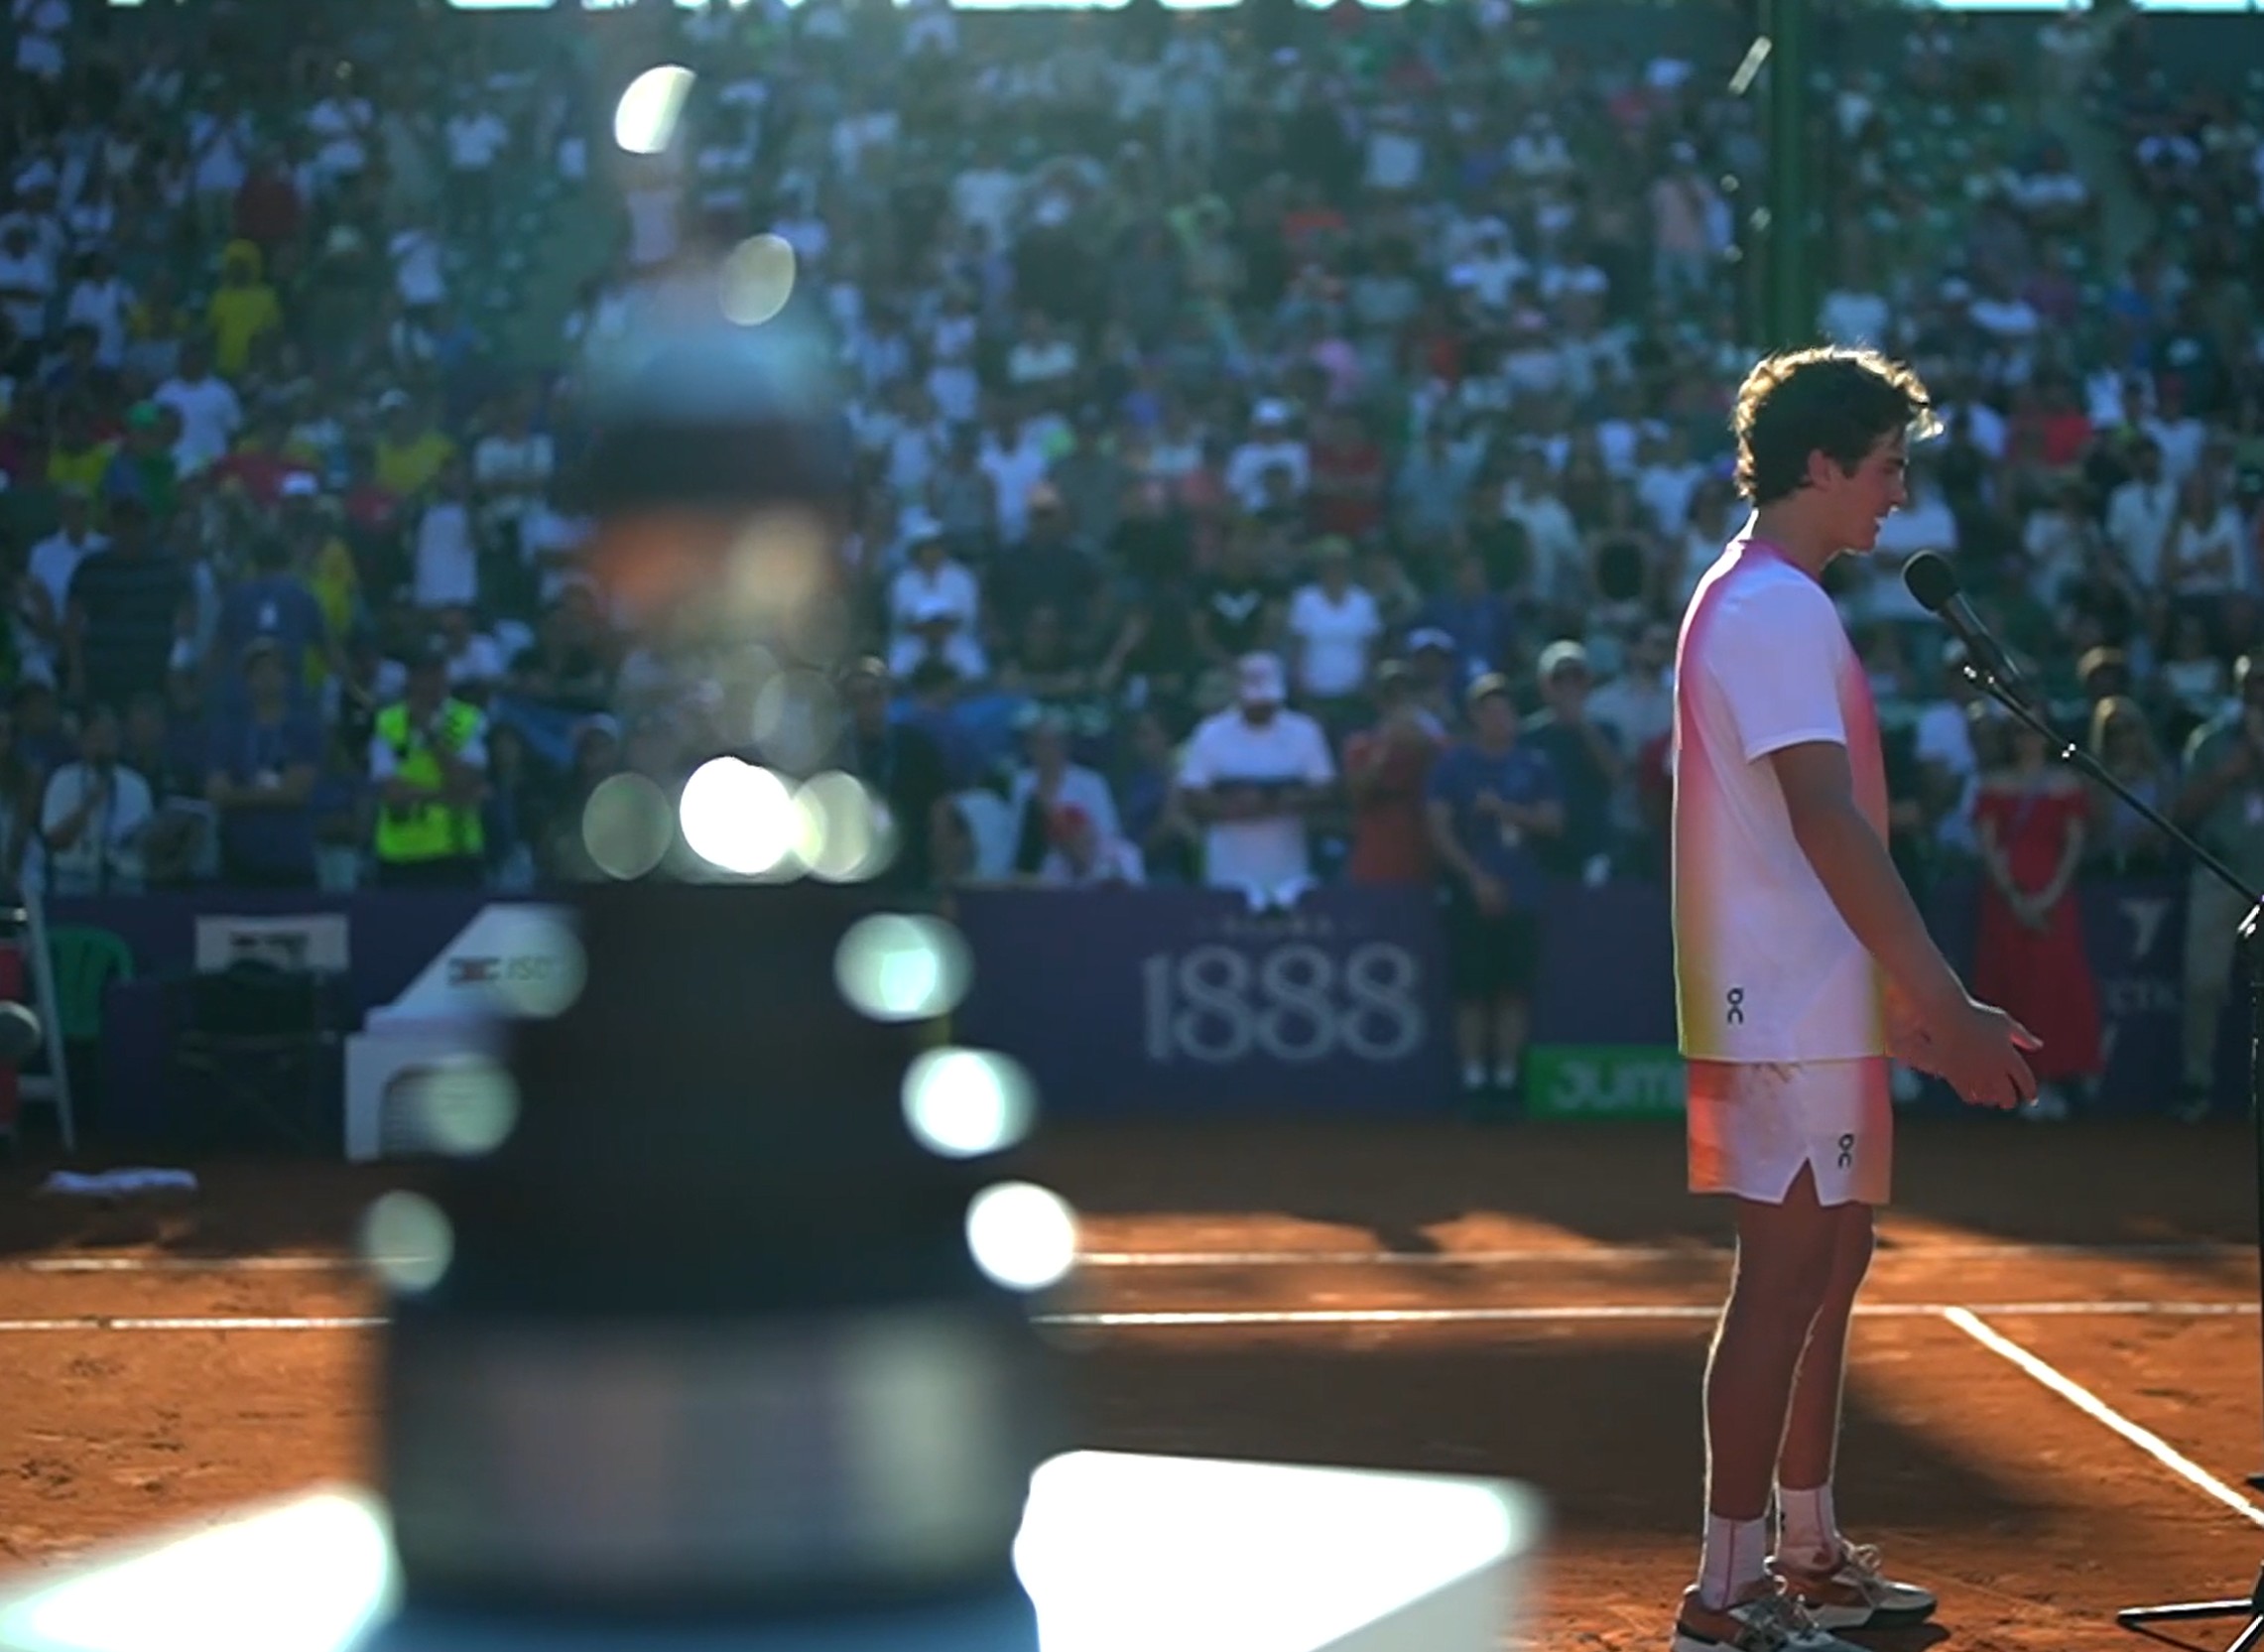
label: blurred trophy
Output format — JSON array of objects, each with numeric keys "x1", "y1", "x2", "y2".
[{"x1": 366, "y1": 253, "x2": 1063, "y2": 1649}]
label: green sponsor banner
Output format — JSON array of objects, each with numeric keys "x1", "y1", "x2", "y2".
[{"x1": 1524, "y1": 1045, "x2": 1687, "y2": 1119}]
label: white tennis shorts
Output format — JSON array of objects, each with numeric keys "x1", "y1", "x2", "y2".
[{"x1": 1687, "y1": 1057, "x2": 1892, "y2": 1207}]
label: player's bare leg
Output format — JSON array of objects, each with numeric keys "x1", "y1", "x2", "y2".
[
  {"x1": 1693, "y1": 1167, "x2": 1839, "y2": 1601},
  {"x1": 1775, "y1": 1202, "x2": 1874, "y2": 1520},
  {"x1": 1770, "y1": 1203, "x2": 1938, "y2": 1631}
]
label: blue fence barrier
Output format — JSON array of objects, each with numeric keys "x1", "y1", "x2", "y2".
[{"x1": 46, "y1": 873, "x2": 2207, "y2": 1139}]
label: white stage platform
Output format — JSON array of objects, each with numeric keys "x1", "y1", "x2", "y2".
[{"x1": 0, "y1": 1453, "x2": 1541, "y2": 1652}]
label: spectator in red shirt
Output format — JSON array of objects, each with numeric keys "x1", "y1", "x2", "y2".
[
  {"x1": 1308, "y1": 408, "x2": 1385, "y2": 540},
  {"x1": 1340, "y1": 661, "x2": 1445, "y2": 885}
]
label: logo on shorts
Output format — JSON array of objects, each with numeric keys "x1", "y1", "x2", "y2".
[
  {"x1": 1724, "y1": 987, "x2": 1746, "y2": 1026},
  {"x1": 1836, "y1": 1132, "x2": 1855, "y2": 1170}
]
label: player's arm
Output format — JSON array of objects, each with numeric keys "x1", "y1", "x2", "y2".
[{"x1": 1772, "y1": 740, "x2": 1965, "y2": 1020}]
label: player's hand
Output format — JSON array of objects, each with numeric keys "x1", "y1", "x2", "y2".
[
  {"x1": 1469, "y1": 872, "x2": 1507, "y2": 915},
  {"x1": 1924, "y1": 994, "x2": 2042, "y2": 1110}
]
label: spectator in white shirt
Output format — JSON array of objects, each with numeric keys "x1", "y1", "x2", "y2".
[
  {"x1": 1225, "y1": 400, "x2": 1310, "y2": 514},
  {"x1": 1286, "y1": 537, "x2": 1383, "y2": 707},
  {"x1": 1034, "y1": 802, "x2": 1146, "y2": 887},
  {"x1": 62, "y1": 247, "x2": 130, "y2": 369},
  {"x1": 888, "y1": 511, "x2": 982, "y2": 640},
  {"x1": 152, "y1": 338, "x2": 242, "y2": 473},
  {"x1": 40, "y1": 701, "x2": 153, "y2": 895},
  {"x1": 1174, "y1": 652, "x2": 1337, "y2": 896},
  {"x1": 1009, "y1": 713, "x2": 1123, "y2": 874},
  {"x1": 1005, "y1": 310, "x2": 1078, "y2": 390},
  {"x1": 2163, "y1": 468, "x2": 2248, "y2": 606},
  {"x1": 21, "y1": 488, "x2": 103, "y2": 683},
  {"x1": 470, "y1": 392, "x2": 555, "y2": 543},
  {"x1": 0, "y1": 219, "x2": 53, "y2": 349},
  {"x1": 2105, "y1": 440, "x2": 2178, "y2": 587},
  {"x1": 413, "y1": 458, "x2": 481, "y2": 611}
]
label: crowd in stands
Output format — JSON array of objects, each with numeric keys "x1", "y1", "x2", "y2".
[{"x1": 2, "y1": 0, "x2": 2262, "y2": 996}]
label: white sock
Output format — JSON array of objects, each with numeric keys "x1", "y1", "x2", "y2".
[
  {"x1": 1461, "y1": 1060, "x2": 1486, "y2": 1089},
  {"x1": 1698, "y1": 1513, "x2": 1770, "y2": 1609},
  {"x1": 1775, "y1": 1482, "x2": 1838, "y2": 1569},
  {"x1": 1492, "y1": 1060, "x2": 1519, "y2": 1088}
]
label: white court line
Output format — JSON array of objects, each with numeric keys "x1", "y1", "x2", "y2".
[
  {"x1": 3, "y1": 1302, "x2": 2249, "y2": 1334},
  {"x1": 0, "y1": 1315, "x2": 383, "y2": 1334},
  {"x1": 1077, "y1": 1241, "x2": 2253, "y2": 1268},
  {"x1": 5, "y1": 1240, "x2": 2251, "y2": 1275},
  {"x1": 1943, "y1": 1306, "x2": 2264, "y2": 1531},
  {"x1": 1047, "y1": 1300, "x2": 2261, "y2": 1329}
]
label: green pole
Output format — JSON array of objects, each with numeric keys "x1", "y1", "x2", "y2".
[{"x1": 1763, "y1": 0, "x2": 1813, "y2": 350}]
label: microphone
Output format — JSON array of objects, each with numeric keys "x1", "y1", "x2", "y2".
[{"x1": 1902, "y1": 551, "x2": 2027, "y2": 688}]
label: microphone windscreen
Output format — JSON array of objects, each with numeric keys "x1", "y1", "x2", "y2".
[{"x1": 1902, "y1": 551, "x2": 1959, "y2": 614}]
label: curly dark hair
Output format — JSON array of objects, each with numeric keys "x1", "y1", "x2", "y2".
[{"x1": 1732, "y1": 347, "x2": 1938, "y2": 506}]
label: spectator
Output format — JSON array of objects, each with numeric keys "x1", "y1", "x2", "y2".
[
  {"x1": 1285, "y1": 535, "x2": 1382, "y2": 722},
  {"x1": 1174, "y1": 651, "x2": 1335, "y2": 897},
  {"x1": 838, "y1": 659, "x2": 950, "y2": 894},
  {"x1": 1008, "y1": 711, "x2": 1120, "y2": 876},
  {"x1": 1340, "y1": 661, "x2": 1444, "y2": 887},
  {"x1": 368, "y1": 644, "x2": 488, "y2": 888},
  {"x1": 39, "y1": 700, "x2": 149, "y2": 895},
  {"x1": 215, "y1": 531, "x2": 329, "y2": 696},
  {"x1": 1522, "y1": 638, "x2": 1623, "y2": 881},
  {"x1": 2173, "y1": 655, "x2": 2264, "y2": 1118},
  {"x1": 64, "y1": 494, "x2": 192, "y2": 710},
  {"x1": 1033, "y1": 803, "x2": 1145, "y2": 887},
  {"x1": 1972, "y1": 718, "x2": 2102, "y2": 1122},
  {"x1": 0, "y1": 706, "x2": 45, "y2": 895},
  {"x1": 1425, "y1": 673, "x2": 1563, "y2": 1098},
  {"x1": 205, "y1": 636, "x2": 322, "y2": 888},
  {"x1": 2086, "y1": 694, "x2": 2173, "y2": 876}
]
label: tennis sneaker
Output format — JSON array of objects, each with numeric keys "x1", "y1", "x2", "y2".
[
  {"x1": 1772, "y1": 1541, "x2": 1939, "y2": 1630},
  {"x1": 1670, "y1": 1583, "x2": 1869, "y2": 1652}
]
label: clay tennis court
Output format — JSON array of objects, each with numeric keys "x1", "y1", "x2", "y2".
[{"x1": 5, "y1": 1114, "x2": 2264, "y2": 1651}]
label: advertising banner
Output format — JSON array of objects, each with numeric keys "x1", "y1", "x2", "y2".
[{"x1": 952, "y1": 885, "x2": 1455, "y2": 1117}]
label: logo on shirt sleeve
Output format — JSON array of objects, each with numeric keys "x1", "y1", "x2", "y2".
[{"x1": 1724, "y1": 986, "x2": 1746, "y2": 1026}]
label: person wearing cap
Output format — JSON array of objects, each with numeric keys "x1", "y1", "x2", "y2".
[
  {"x1": 1225, "y1": 399, "x2": 1310, "y2": 515},
  {"x1": 216, "y1": 529, "x2": 331, "y2": 698},
  {"x1": 1173, "y1": 650, "x2": 1335, "y2": 895},
  {"x1": 205, "y1": 635, "x2": 324, "y2": 887},
  {"x1": 887, "y1": 513, "x2": 984, "y2": 674},
  {"x1": 1522, "y1": 638, "x2": 1623, "y2": 882},
  {"x1": 103, "y1": 400, "x2": 182, "y2": 521},
  {"x1": 368, "y1": 644, "x2": 489, "y2": 887},
  {"x1": 1425, "y1": 673, "x2": 1562, "y2": 1097}
]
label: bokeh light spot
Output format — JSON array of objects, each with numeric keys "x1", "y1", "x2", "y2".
[
  {"x1": 679, "y1": 757, "x2": 801, "y2": 877},
  {"x1": 582, "y1": 772, "x2": 676, "y2": 880},
  {"x1": 796, "y1": 771, "x2": 888, "y2": 882},
  {"x1": 720, "y1": 233, "x2": 798, "y2": 326},
  {"x1": 964, "y1": 1183, "x2": 1077, "y2": 1293},
  {"x1": 834, "y1": 914, "x2": 972, "y2": 1021},
  {"x1": 406, "y1": 1059, "x2": 522, "y2": 1157},
  {"x1": 614, "y1": 65, "x2": 693, "y2": 155},
  {"x1": 360, "y1": 1192, "x2": 453, "y2": 1295},
  {"x1": 902, "y1": 1048, "x2": 1036, "y2": 1159}
]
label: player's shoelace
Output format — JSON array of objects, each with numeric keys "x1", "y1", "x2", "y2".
[
  {"x1": 1732, "y1": 1590, "x2": 1831, "y2": 1650},
  {"x1": 1835, "y1": 1543, "x2": 1890, "y2": 1594}
]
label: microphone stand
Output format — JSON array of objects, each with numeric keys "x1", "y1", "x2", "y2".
[{"x1": 1951, "y1": 658, "x2": 2264, "y2": 1648}]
